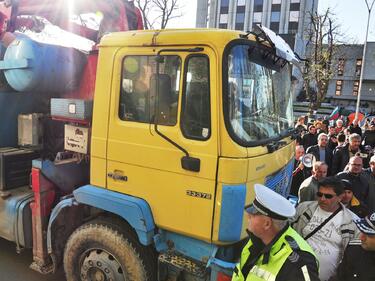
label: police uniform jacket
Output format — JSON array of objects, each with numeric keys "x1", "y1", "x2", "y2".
[
  {"x1": 330, "y1": 239, "x2": 375, "y2": 281},
  {"x1": 232, "y1": 225, "x2": 319, "y2": 281}
]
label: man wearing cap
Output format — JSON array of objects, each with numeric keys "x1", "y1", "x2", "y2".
[
  {"x1": 232, "y1": 184, "x2": 319, "y2": 281},
  {"x1": 292, "y1": 177, "x2": 359, "y2": 281},
  {"x1": 330, "y1": 212, "x2": 375, "y2": 281},
  {"x1": 340, "y1": 179, "x2": 368, "y2": 218}
]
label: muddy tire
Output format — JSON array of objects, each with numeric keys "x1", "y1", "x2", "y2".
[{"x1": 63, "y1": 222, "x2": 156, "y2": 281}]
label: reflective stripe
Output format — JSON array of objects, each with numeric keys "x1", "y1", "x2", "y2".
[
  {"x1": 301, "y1": 265, "x2": 311, "y2": 281},
  {"x1": 250, "y1": 265, "x2": 276, "y2": 281}
]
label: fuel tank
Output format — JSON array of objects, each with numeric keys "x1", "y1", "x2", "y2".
[{"x1": 0, "y1": 36, "x2": 86, "y2": 93}]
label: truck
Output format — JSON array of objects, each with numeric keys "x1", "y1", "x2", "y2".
[{"x1": 0, "y1": 0, "x2": 298, "y2": 280}]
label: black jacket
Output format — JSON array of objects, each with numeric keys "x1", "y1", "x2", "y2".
[
  {"x1": 330, "y1": 239, "x2": 375, "y2": 281},
  {"x1": 302, "y1": 133, "x2": 318, "y2": 151},
  {"x1": 331, "y1": 144, "x2": 370, "y2": 175},
  {"x1": 348, "y1": 124, "x2": 362, "y2": 137},
  {"x1": 363, "y1": 130, "x2": 375, "y2": 148},
  {"x1": 336, "y1": 171, "x2": 370, "y2": 205},
  {"x1": 306, "y1": 145, "x2": 333, "y2": 175}
]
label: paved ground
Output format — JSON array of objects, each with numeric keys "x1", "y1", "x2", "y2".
[{"x1": 0, "y1": 238, "x2": 66, "y2": 281}]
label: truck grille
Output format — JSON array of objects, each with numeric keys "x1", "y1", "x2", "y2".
[{"x1": 264, "y1": 159, "x2": 294, "y2": 197}]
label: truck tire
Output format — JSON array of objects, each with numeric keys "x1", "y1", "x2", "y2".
[{"x1": 64, "y1": 222, "x2": 156, "y2": 281}]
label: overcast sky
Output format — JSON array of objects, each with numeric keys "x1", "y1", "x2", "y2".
[{"x1": 167, "y1": 0, "x2": 375, "y2": 43}]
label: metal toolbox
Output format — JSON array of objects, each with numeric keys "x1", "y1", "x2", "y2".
[
  {"x1": 0, "y1": 147, "x2": 40, "y2": 191},
  {"x1": 51, "y1": 98, "x2": 93, "y2": 121},
  {"x1": 18, "y1": 113, "x2": 44, "y2": 147}
]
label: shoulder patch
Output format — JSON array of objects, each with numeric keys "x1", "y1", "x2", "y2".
[
  {"x1": 285, "y1": 235, "x2": 300, "y2": 251},
  {"x1": 288, "y1": 251, "x2": 300, "y2": 263}
]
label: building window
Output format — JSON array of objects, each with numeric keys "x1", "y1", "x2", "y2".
[
  {"x1": 271, "y1": 4, "x2": 281, "y2": 11},
  {"x1": 219, "y1": 23, "x2": 228, "y2": 28},
  {"x1": 254, "y1": 0, "x2": 263, "y2": 12},
  {"x1": 290, "y1": 3, "x2": 300, "y2": 11},
  {"x1": 335, "y1": 80, "x2": 343, "y2": 96},
  {"x1": 271, "y1": 11, "x2": 280, "y2": 22},
  {"x1": 237, "y1": 5, "x2": 245, "y2": 13},
  {"x1": 288, "y1": 22, "x2": 298, "y2": 34},
  {"x1": 221, "y1": 0, "x2": 229, "y2": 7},
  {"x1": 220, "y1": 0, "x2": 229, "y2": 13},
  {"x1": 337, "y1": 58, "x2": 345, "y2": 76},
  {"x1": 220, "y1": 14, "x2": 228, "y2": 24},
  {"x1": 289, "y1": 11, "x2": 299, "y2": 22},
  {"x1": 235, "y1": 12, "x2": 245, "y2": 30},
  {"x1": 270, "y1": 22, "x2": 279, "y2": 32},
  {"x1": 356, "y1": 59, "x2": 362, "y2": 76},
  {"x1": 237, "y1": 0, "x2": 246, "y2": 6},
  {"x1": 353, "y1": 80, "x2": 359, "y2": 95},
  {"x1": 253, "y1": 12, "x2": 262, "y2": 22}
]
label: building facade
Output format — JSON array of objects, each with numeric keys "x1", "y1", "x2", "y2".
[
  {"x1": 196, "y1": 0, "x2": 319, "y2": 97},
  {"x1": 327, "y1": 43, "x2": 375, "y2": 112},
  {"x1": 196, "y1": 0, "x2": 318, "y2": 51}
]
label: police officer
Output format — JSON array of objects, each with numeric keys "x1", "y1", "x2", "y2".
[{"x1": 232, "y1": 184, "x2": 320, "y2": 281}]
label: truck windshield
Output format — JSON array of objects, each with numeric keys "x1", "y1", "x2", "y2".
[{"x1": 224, "y1": 44, "x2": 294, "y2": 146}]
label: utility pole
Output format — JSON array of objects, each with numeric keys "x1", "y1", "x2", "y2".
[{"x1": 355, "y1": 0, "x2": 375, "y2": 120}]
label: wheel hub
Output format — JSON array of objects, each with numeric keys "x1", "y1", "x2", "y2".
[{"x1": 81, "y1": 249, "x2": 125, "y2": 281}]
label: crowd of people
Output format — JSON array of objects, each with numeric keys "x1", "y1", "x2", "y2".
[
  {"x1": 289, "y1": 115, "x2": 375, "y2": 280},
  {"x1": 232, "y1": 116, "x2": 375, "y2": 281}
]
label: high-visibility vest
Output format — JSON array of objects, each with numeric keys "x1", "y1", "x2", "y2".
[{"x1": 232, "y1": 226, "x2": 317, "y2": 281}]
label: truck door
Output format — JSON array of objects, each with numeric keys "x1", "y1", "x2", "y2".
[{"x1": 106, "y1": 47, "x2": 218, "y2": 241}]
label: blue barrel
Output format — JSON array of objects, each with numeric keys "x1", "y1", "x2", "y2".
[{"x1": 0, "y1": 36, "x2": 86, "y2": 92}]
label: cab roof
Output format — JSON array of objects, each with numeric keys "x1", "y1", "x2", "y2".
[{"x1": 99, "y1": 28, "x2": 258, "y2": 48}]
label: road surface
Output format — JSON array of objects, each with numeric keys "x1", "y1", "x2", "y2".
[{"x1": 0, "y1": 238, "x2": 66, "y2": 281}]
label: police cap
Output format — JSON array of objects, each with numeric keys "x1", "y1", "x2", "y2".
[{"x1": 245, "y1": 184, "x2": 296, "y2": 220}]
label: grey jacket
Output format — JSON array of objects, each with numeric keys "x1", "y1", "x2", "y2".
[
  {"x1": 298, "y1": 176, "x2": 319, "y2": 203},
  {"x1": 292, "y1": 201, "x2": 360, "y2": 250}
]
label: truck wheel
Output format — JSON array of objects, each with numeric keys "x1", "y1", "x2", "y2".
[{"x1": 64, "y1": 223, "x2": 155, "y2": 281}]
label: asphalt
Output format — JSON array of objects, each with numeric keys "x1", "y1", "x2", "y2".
[{"x1": 0, "y1": 238, "x2": 66, "y2": 281}]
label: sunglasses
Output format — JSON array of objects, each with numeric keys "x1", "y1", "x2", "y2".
[{"x1": 316, "y1": 192, "x2": 335, "y2": 199}]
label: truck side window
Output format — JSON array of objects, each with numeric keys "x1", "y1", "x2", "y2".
[
  {"x1": 181, "y1": 55, "x2": 211, "y2": 140},
  {"x1": 119, "y1": 55, "x2": 181, "y2": 126}
]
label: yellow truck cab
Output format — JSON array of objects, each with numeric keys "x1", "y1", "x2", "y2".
[{"x1": 70, "y1": 27, "x2": 298, "y2": 280}]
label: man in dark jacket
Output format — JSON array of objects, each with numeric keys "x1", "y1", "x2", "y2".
[
  {"x1": 332, "y1": 133, "x2": 369, "y2": 174},
  {"x1": 336, "y1": 156, "x2": 370, "y2": 206},
  {"x1": 362, "y1": 155, "x2": 375, "y2": 213},
  {"x1": 362, "y1": 121, "x2": 375, "y2": 148},
  {"x1": 306, "y1": 133, "x2": 333, "y2": 175},
  {"x1": 330, "y1": 212, "x2": 375, "y2": 281},
  {"x1": 302, "y1": 125, "x2": 318, "y2": 151},
  {"x1": 348, "y1": 119, "x2": 362, "y2": 137}
]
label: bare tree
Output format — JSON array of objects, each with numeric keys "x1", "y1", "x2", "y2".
[
  {"x1": 303, "y1": 8, "x2": 342, "y2": 113},
  {"x1": 135, "y1": 0, "x2": 181, "y2": 29}
]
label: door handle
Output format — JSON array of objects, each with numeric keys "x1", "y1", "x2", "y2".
[{"x1": 107, "y1": 171, "x2": 128, "y2": 182}]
